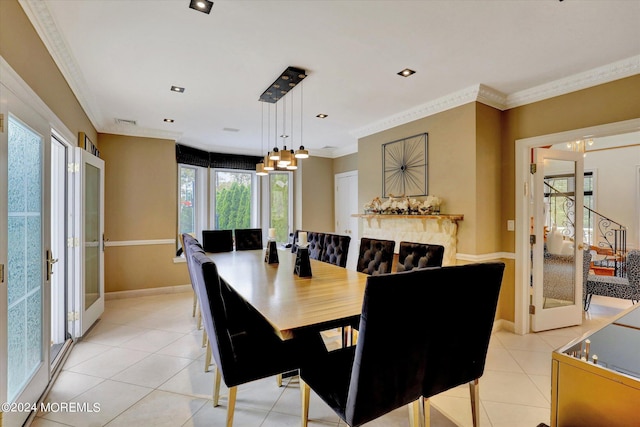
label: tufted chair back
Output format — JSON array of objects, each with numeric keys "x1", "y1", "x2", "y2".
[
  {"x1": 396, "y1": 241, "x2": 445, "y2": 272},
  {"x1": 234, "y1": 228, "x2": 263, "y2": 250},
  {"x1": 299, "y1": 262, "x2": 505, "y2": 427},
  {"x1": 357, "y1": 238, "x2": 396, "y2": 275},
  {"x1": 307, "y1": 232, "x2": 326, "y2": 260},
  {"x1": 322, "y1": 234, "x2": 351, "y2": 268},
  {"x1": 202, "y1": 229, "x2": 234, "y2": 253}
]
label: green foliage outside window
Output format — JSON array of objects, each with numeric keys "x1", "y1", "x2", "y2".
[
  {"x1": 270, "y1": 173, "x2": 289, "y2": 242},
  {"x1": 216, "y1": 171, "x2": 251, "y2": 230}
]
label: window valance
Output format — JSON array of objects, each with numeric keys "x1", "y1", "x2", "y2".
[{"x1": 176, "y1": 143, "x2": 262, "y2": 170}]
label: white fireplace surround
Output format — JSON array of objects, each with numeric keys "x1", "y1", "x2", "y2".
[{"x1": 354, "y1": 214, "x2": 463, "y2": 266}]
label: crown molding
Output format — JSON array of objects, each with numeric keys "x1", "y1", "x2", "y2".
[
  {"x1": 505, "y1": 55, "x2": 640, "y2": 109},
  {"x1": 350, "y1": 84, "x2": 507, "y2": 140},
  {"x1": 19, "y1": 0, "x2": 104, "y2": 131},
  {"x1": 19, "y1": 0, "x2": 639, "y2": 150},
  {"x1": 100, "y1": 123, "x2": 182, "y2": 142},
  {"x1": 351, "y1": 56, "x2": 639, "y2": 140}
]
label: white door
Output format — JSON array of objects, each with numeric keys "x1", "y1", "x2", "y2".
[
  {"x1": 335, "y1": 171, "x2": 358, "y2": 271},
  {"x1": 530, "y1": 148, "x2": 585, "y2": 332},
  {"x1": 50, "y1": 134, "x2": 73, "y2": 366},
  {"x1": 1, "y1": 84, "x2": 51, "y2": 426},
  {"x1": 74, "y1": 148, "x2": 105, "y2": 337}
]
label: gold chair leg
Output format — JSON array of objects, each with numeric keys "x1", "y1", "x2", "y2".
[
  {"x1": 213, "y1": 367, "x2": 222, "y2": 407},
  {"x1": 192, "y1": 291, "x2": 197, "y2": 317},
  {"x1": 469, "y1": 379, "x2": 480, "y2": 427},
  {"x1": 226, "y1": 386, "x2": 237, "y2": 427},
  {"x1": 204, "y1": 338, "x2": 212, "y2": 372},
  {"x1": 276, "y1": 373, "x2": 283, "y2": 387},
  {"x1": 301, "y1": 379, "x2": 310, "y2": 427},
  {"x1": 408, "y1": 396, "x2": 428, "y2": 427},
  {"x1": 197, "y1": 304, "x2": 203, "y2": 331},
  {"x1": 202, "y1": 327, "x2": 207, "y2": 348}
]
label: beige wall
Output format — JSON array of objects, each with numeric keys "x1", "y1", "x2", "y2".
[
  {"x1": 98, "y1": 133, "x2": 189, "y2": 292},
  {"x1": 358, "y1": 103, "x2": 479, "y2": 254},
  {"x1": 0, "y1": 0, "x2": 97, "y2": 145},
  {"x1": 333, "y1": 152, "x2": 358, "y2": 175},
  {"x1": 299, "y1": 156, "x2": 335, "y2": 232},
  {"x1": 497, "y1": 74, "x2": 640, "y2": 322},
  {"x1": 500, "y1": 75, "x2": 640, "y2": 253}
]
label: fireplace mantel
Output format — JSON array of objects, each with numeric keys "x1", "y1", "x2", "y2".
[{"x1": 352, "y1": 213, "x2": 463, "y2": 265}]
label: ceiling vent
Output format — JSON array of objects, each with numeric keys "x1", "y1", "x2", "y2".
[
  {"x1": 321, "y1": 145, "x2": 338, "y2": 150},
  {"x1": 223, "y1": 127, "x2": 240, "y2": 132},
  {"x1": 114, "y1": 118, "x2": 137, "y2": 126}
]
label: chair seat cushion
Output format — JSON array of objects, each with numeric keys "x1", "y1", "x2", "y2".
[{"x1": 586, "y1": 274, "x2": 637, "y2": 300}]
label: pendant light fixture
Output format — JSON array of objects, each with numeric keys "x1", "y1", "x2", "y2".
[
  {"x1": 256, "y1": 102, "x2": 268, "y2": 176},
  {"x1": 264, "y1": 104, "x2": 275, "y2": 170},
  {"x1": 295, "y1": 79, "x2": 309, "y2": 159},
  {"x1": 257, "y1": 66, "x2": 310, "y2": 174}
]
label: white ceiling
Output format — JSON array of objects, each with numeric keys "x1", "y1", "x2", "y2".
[{"x1": 21, "y1": 0, "x2": 640, "y2": 158}]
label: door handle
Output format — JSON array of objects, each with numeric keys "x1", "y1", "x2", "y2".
[{"x1": 46, "y1": 249, "x2": 59, "y2": 281}]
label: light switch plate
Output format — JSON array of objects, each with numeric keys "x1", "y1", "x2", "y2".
[{"x1": 507, "y1": 220, "x2": 515, "y2": 231}]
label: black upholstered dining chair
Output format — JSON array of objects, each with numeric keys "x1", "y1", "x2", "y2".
[
  {"x1": 395, "y1": 241, "x2": 445, "y2": 272},
  {"x1": 189, "y1": 247, "x2": 326, "y2": 427},
  {"x1": 234, "y1": 228, "x2": 263, "y2": 250},
  {"x1": 182, "y1": 233, "x2": 213, "y2": 370},
  {"x1": 202, "y1": 229, "x2": 234, "y2": 253},
  {"x1": 321, "y1": 234, "x2": 351, "y2": 268},
  {"x1": 306, "y1": 232, "x2": 326, "y2": 260},
  {"x1": 356, "y1": 237, "x2": 396, "y2": 275},
  {"x1": 300, "y1": 262, "x2": 505, "y2": 427}
]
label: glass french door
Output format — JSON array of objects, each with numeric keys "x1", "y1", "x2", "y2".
[
  {"x1": 74, "y1": 148, "x2": 104, "y2": 337},
  {"x1": 530, "y1": 148, "x2": 585, "y2": 332},
  {"x1": 1, "y1": 84, "x2": 51, "y2": 426}
]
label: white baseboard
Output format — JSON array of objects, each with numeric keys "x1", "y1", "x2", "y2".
[{"x1": 105, "y1": 284, "x2": 192, "y2": 300}]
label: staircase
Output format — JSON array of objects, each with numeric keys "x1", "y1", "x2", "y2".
[{"x1": 544, "y1": 181, "x2": 628, "y2": 278}]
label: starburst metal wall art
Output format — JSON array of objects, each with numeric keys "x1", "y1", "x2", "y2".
[{"x1": 382, "y1": 133, "x2": 428, "y2": 197}]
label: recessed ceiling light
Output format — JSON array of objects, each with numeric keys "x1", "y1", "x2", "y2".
[
  {"x1": 316, "y1": 114, "x2": 328, "y2": 119},
  {"x1": 171, "y1": 85, "x2": 185, "y2": 93},
  {"x1": 189, "y1": 0, "x2": 213, "y2": 14},
  {"x1": 397, "y1": 68, "x2": 416, "y2": 77},
  {"x1": 164, "y1": 118, "x2": 174, "y2": 123}
]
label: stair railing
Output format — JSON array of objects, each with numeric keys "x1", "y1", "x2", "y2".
[{"x1": 544, "y1": 181, "x2": 627, "y2": 277}]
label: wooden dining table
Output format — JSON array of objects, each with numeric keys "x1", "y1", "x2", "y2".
[{"x1": 208, "y1": 248, "x2": 369, "y2": 340}]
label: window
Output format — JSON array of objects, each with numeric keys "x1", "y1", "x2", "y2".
[
  {"x1": 178, "y1": 164, "x2": 207, "y2": 248},
  {"x1": 212, "y1": 169, "x2": 258, "y2": 230},
  {"x1": 269, "y1": 172, "x2": 292, "y2": 242},
  {"x1": 544, "y1": 171, "x2": 594, "y2": 243}
]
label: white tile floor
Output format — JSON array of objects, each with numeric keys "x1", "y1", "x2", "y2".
[{"x1": 30, "y1": 293, "x2": 631, "y2": 427}]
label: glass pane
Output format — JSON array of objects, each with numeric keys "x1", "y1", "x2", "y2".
[
  {"x1": 270, "y1": 173, "x2": 290, "y2": 242},
  {"x1": 543, "y1": 159, "x2": 577, "y2": 309},
  {"x1": 214, "y1": 171, "x2": 252, "y2": 230},
  {"x1": 85, "y1": 163, "x2": 100, "y2": 309},
  {"x1": 7, "y1": 117, "x2": 43, "y2": 402},
  {"x1": 179, "y1": 166, "x2": 196, "y2": 235}
]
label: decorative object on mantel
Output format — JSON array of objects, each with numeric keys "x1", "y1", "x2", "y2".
[
  {"x1": 382, "y1": 133, "x2": 427, "y2": 197},
  {"x1": 363, "y1": 194, "x2": 442, "y2": 215}
]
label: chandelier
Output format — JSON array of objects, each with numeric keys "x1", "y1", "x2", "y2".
[
  {"x1": 566, "y1": 138, "x2": 594, "y2": 157},
  {"x1": 256, "y1": 67, "x2": 309, "y2": 176}
]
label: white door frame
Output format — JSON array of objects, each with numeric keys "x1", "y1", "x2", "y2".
[{"x1": 515, "y1": 118, "x2": 640, "y2": 335}]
